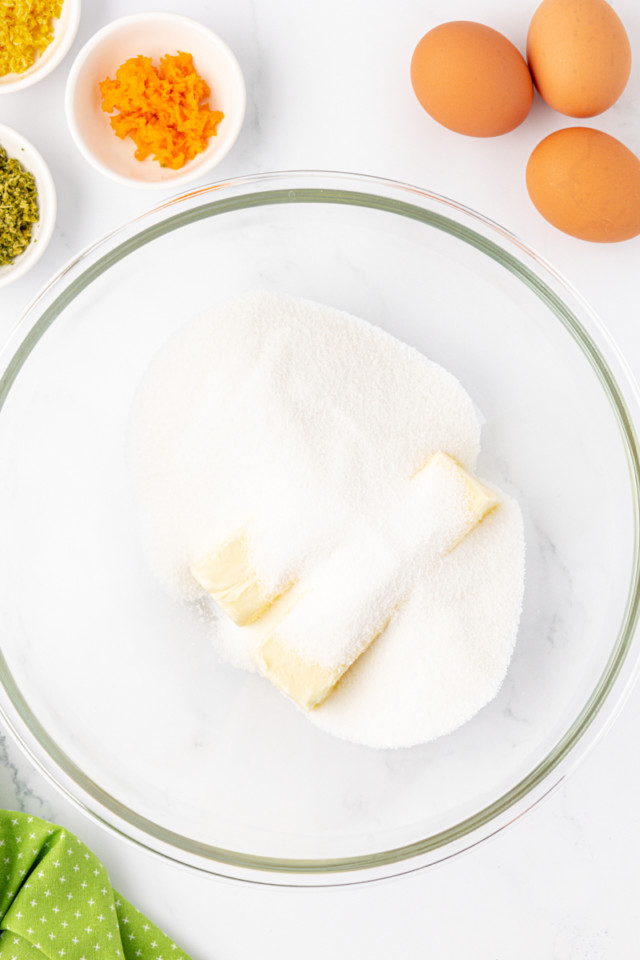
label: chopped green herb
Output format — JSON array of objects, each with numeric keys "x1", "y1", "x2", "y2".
[{"x1": 0, "y1": 143, "x2": 39, "y2": 266}]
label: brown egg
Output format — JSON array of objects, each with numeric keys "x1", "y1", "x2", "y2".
[
  {"x1": 527, "y1": 0, "x2": 632, "y2": 118},
  {"x1": 410, "y1": 22, "x2": 533, "y2": 137},
  {"x1": 526, "y1": 127, "x2": 640, "y2": 242}
]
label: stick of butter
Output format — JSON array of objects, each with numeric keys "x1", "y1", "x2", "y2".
[
  {"x1": 258, "y1": 617, "x2": 391, "y2": 711},
  {"x1": 414, "y1": 451, "x2": 501, "y2": 554},
  {"x1": 257, "y1": 639, "x2": 342, "y2": 713},
  {"x1": 257, "y1": 452, "x2": 499, "y2": 710},
  {"x1": 190, "y1": 530, "x2": 295, "y2": 627}
]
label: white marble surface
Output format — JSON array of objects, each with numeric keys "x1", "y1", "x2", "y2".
[{"x1": 1, "y1": 0, "x2": 640, "y2": 955}]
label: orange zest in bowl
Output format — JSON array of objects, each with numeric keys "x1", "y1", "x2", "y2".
[{"x1": 99, "y1": 51, "x2": 224, "y2": 170}]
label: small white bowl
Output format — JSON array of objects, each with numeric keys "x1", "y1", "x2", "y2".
[
  {"x1": 65, "y1": 13, "x2": 246, "y2": 189},
  {"x1": 0, "y1": 0, "x2": 81, "y2": 94},
  {"x1": 0, "y1": 124, "x2": 57, "y2": 288}
]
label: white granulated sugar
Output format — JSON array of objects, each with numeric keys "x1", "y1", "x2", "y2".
[
  {"x1": 311, "y1": 500, "x2": 524, "y2": 748},
  {"x1": 130, "y1": 291, "x2": 525, "y2": 749},
  {"x1": 271, "y1": 459, "x2": 496, "y2": 671}
]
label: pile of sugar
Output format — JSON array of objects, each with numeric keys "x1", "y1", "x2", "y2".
[
  {"x1": 268, "y1": 459, "x2": 497, "y2": 672},
  {"x1": 130, "y1": 291, "x2": 525, "y2": 749}
]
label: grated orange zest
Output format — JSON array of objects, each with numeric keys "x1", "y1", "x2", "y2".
[{"x1": 99, "y1": 51, "x2": 225, "y2": 170}]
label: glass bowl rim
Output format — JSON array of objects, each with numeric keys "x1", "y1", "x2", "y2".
[{"x1": 1, "y1": 169, "x2": 639, "y2": 886}]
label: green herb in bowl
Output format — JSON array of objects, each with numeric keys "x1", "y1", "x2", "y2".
[{"x1": 0, "y1": 144, "x2": 39, "y2": 266}]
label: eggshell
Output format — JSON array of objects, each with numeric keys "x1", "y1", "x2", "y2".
[
  {"x1": 411, "y1": 22, "x2": 533, "y2": 137},
  {"x1": 527, "y1": 0, "x2": 631, "y2": 117},
  {"x1": 526, "y1": 127, "x2": 640, "y2": 242}
]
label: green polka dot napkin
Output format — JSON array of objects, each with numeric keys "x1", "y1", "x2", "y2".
[{"x1": 0, "y1": 812, "x2": 191, "y2": 960}]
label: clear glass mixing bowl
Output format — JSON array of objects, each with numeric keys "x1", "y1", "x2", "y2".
[{"x1": 0, "y1": 171, "x2": 638, "y2": 885}]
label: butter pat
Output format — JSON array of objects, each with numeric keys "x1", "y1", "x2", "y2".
[
  {"x1": 190, "y1": 530, "x2": 294, "y2": 626},
  {"x1": 258, "y1": 618, "x2": 390, "y2": 711},
  {"x1": 256, "y1": 452, "x2": 500, "y2": 710},
  {"x1": 415, "y1": 451, "x2": 500, "y2": 553},
  {"x1": 258, "y1": 635, "x2": 341, "y2": 711}
]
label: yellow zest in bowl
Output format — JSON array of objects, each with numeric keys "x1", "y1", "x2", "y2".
[
  {"x1": 99, "y1": 52, "x2": 225, "y2": 171},
  {"x1": 0, "y1": 0, "x2": 64, "y2": 76}
]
